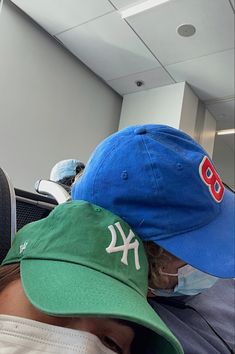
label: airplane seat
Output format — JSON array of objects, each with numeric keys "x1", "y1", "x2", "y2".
[
  {"x1": 0, "y1": 171, "x2": 70, "y2": 264},
  {"x1": 15, "y1": 178, "x2": 70, "y2": 232},
  {"x1": 0, "y1": 167, "x2": 16, "y2": 263},
  {"x1": 35, "y1": 179, "x2": 71, "y2": 205},
  {"x1": 15, "y1": 188, "x2": 57, "y2": 231}
]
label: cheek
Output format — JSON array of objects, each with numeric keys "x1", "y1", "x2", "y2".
[
  {"x1": 63, "y1": 317, "x2": 106, "y2": 335},
  {"x1": 162, "y1": 259, "x2": 186, "y2": 275},
  {"x1": 156, "y1": 273, "x2": 178, "y2": 289},
  {"x1": 65, "y1": 318, "x2": 135, "y2": 352},
  {"x1": 109, "y1": 323, "x2": 135, "y2": 351},
  {"x1": 166, "y1": 276, "x2": 178, "y2": 289},
  {"x1": 35, "y1": 314, "x2": 69, "y2": 327},
  {"x1": 62, "y1": 318, "x2": 89, "y2": 331}
]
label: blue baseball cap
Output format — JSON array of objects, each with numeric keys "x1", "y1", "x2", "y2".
[
  {"x1": 72, "y1": 125, "x2": 235, "y2": 278},
  {"x1": 50, "y1": 159, "x2": 84, "y2": 182}
]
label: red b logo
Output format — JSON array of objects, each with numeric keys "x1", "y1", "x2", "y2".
[{"x1": 199, "y1": 156, "x2": 224, "y2": 203}]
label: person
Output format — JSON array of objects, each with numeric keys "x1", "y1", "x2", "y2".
[
  {"x1": 72, "y1": 124, "x2": 235, "y2": 354},
  {"x1": 0, "y1": 200, "x2": 183, "y2": 354},
  {"x1": 50, "y1": 159, "x2": 85, "y2": 191}
]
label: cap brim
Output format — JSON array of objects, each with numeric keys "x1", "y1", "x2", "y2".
[
  {"x1": 21, "y1": 260, "x2": 183, "y2": 354},
  {"x1": 156, "y1": 189, "x2": 235, "y2": 278}
]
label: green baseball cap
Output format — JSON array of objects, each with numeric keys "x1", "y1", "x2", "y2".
[{"x1": 2, "y1": 201, "x2": 183, "y2": 354}]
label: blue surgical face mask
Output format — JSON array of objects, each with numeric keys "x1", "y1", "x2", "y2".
[{"x1": 149, "y1": 264, "x2": 218, "y2": 297}]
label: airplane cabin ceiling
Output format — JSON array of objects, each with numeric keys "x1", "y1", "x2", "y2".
[{"x1": 10, "y1": 0, "x2": 235, "y2": 143}]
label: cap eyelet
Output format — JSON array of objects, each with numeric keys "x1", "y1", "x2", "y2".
[
  {"x1": 121, "y1": 171, "x2": 128, "y2": 180},
  {"x1": 176, "y1": 163, "x2": 183, "y2": 171}
]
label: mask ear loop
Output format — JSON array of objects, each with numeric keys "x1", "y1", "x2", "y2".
[
  {"x1": 159, "y1": 269, "x2": 178, "y2": 277},
  {"x1": 148, "y1": 287, "x2": 160, "y2": 296}
]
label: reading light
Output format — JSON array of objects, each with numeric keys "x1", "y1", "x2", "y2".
[
  {"x1": 217, "y1": 129, "x2": 235, "y2": 135},
  {"x1": 120, "y1": 0, "x2": 173, "y2": 19}
]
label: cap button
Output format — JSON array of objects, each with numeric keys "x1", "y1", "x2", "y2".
[
  {"x1": 121, "y1": 171, "x2": 128, "y2": 180},
  {"x1": 134, "y1": 127, "x2": 147, "y2": 135}
]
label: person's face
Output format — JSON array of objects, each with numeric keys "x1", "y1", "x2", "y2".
[
  {"x1": 63, "y1": 317, "x2": 134, "y2": 354},
  {"x1": 0, "y1": 279, "x2": 134, "y2": 354},
  {"x1": 147, "y1": 251, "x2": 186, "y2": 296},
  {"x1": 160, "y1": 257, "x2": 186, "y2": 289}
]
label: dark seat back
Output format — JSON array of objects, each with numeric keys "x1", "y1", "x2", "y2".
[
  {"x1": 1, "y1": 170, "x2": 59, "y2": 263},
  {"x1": 0, "y1": 167, "x2": 16, "y2": 263},
  {"x1": 15, "y1": 189, "x2": 57, "y2": 231}
]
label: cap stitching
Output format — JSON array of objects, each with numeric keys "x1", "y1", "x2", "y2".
[
  {"x1": 148, "y1": 204, "x2": 221, "y2": 241},
  {"x1": 91, "y1": 137, "x2": 129, "y2": 201},
  {"x1": 142, "y1": 134, "x2": 160, "y2": 193},
  {"x1": 21, "y1": 259, "x2": 146, "y2": 298}
]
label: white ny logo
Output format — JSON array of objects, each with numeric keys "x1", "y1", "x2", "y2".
[
  {"x1": 19, "y1": 241, "x2": 28, "y2": 254},
  {"x1": 106, "y1": 222, "x2": 140, "y2": 270}
]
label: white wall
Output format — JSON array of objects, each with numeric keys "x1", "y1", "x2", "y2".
[
  {"x1": 0, "y1": 1, "x2": 122, "y2": 191},
  {"x1": 119, "y1": 82, "x2": 200, "y2": 141},
  {"x1": 119, "y1": 82, "x2": 219, "y2": 157},
  {"x1": 179, "y1": 84, "x2": 198, "y2": 138},
  {"x1": 194, "y1": 100, "x2": 206, "y2": 143},
  {"x1": 213, "y1": 135, "x2": 235, "y2": 189},
  {"x1": 119, "y1": 82, "x2": 185, "y2": 130},
  {"x1": 199, "y1": 110, "x2": 216, "y2": 157}
]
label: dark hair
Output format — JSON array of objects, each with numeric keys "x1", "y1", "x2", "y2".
[
  {"x1": 0, "y1": 263, "x2": 20, "y2": 292},
  {"x1": 75, "y1": 162, "x2": 85, "y2": 175},
  {"x1": 144, "y1": 242, "x2": 178, "y2": 289},
  {"x1": 58, "y1": 162, "x2": 85, "y2": 188},
  {"x1": 58, "y1": 176, "x2": 75, "y2": 188}
]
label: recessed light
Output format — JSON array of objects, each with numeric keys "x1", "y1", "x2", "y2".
[
  {"x1": 120, "y1": 0, "x2": 173, "y2": 19},
  {"x1": 217, "y1": 129, "x2": 235, "y2": 135},
  {"x1": 177, "y1": 24, "x2": 196, "y2": 37}
]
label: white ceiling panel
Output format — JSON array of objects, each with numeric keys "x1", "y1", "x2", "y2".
[
  {"x1": 126, "y1": 0, "x2": 234, "y2": 65},
  {"x1": 110, "y1": 0, "x2": 140, "y2": 9},
  {"x1": 207, "y1": 99, "x2": 235, "y2": 129},
  {"x1": 11, "y1": 0, "x2": 114, "y2": 35},
  {"x1": 57, "y1": 12, "x2": 160, "y2": 81},
  {"x1": 166, "y1": 49, "x2": 234, "y2": 101},
  {"x1": 107, "y1": 66, "x2": 174, "y2": 95}
]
